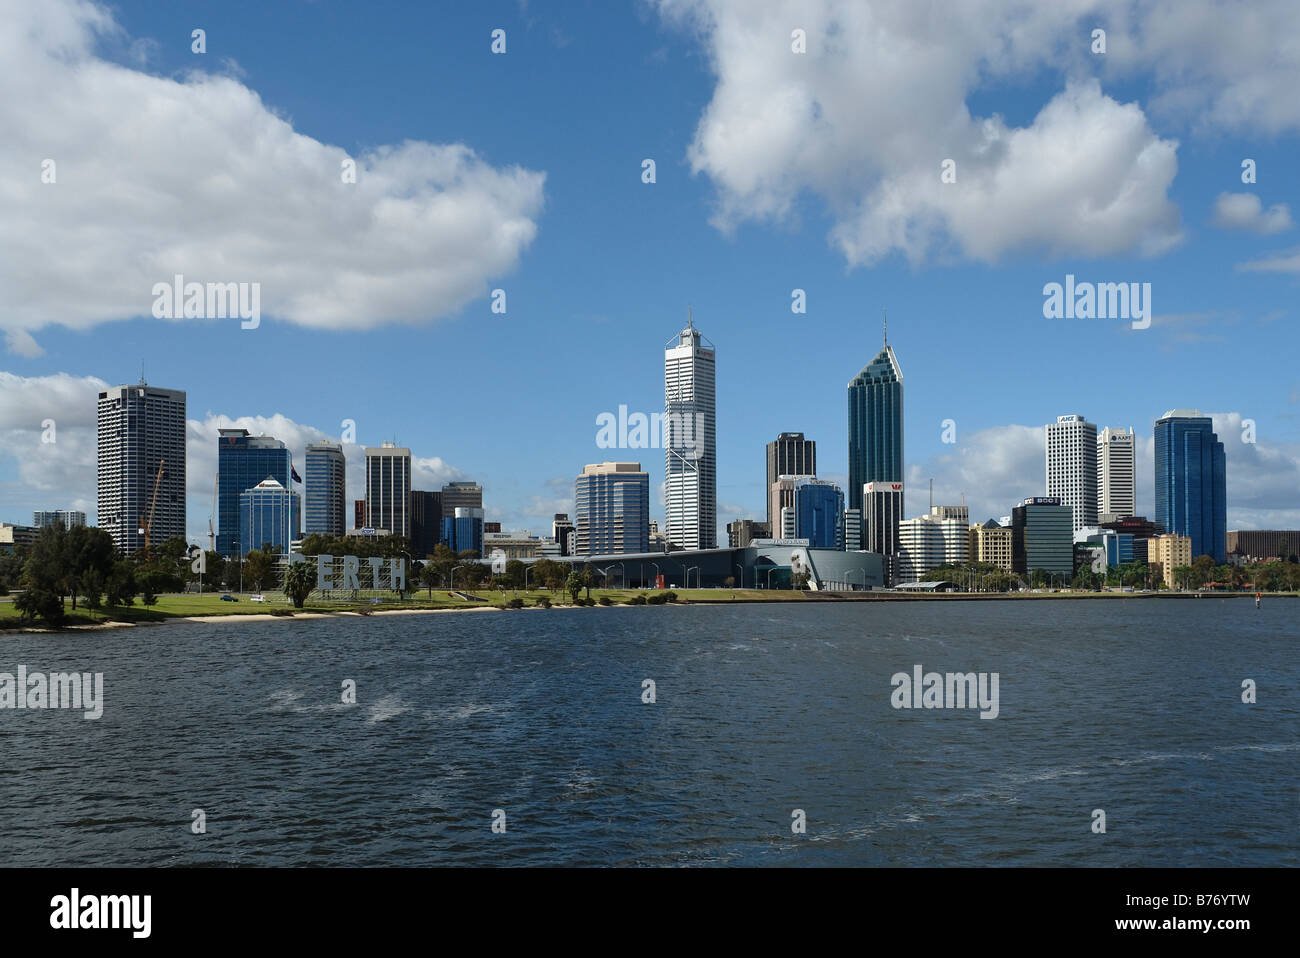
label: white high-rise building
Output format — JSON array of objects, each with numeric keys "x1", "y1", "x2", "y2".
[
  {"x1": 1097, "y1": 426, "x2": 1136, "y2": 522},
  {"x1": 97, "y1": 381, "x2": 187, "y2": 555},
  {"x1": 664, "y1": 314, "x2": 716, "y2": 549},
  {"x1": 896, "y1": 506, "x2": 969, "y2": 583},
  {"x1": 1045, "y1": 414, "x2": 1097, "y2": 534}
]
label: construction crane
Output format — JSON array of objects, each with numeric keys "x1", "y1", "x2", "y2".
[
  {"x1": 208, "y1": 473, "x2": 218, "y2": 554},
  {"x1": 138, "y1": 459, "x2": 166, "y2": 562}
]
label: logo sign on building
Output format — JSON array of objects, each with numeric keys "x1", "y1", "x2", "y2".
[{"x1": 1024, "y1": 497, "x2": 1062, "y2": 506}]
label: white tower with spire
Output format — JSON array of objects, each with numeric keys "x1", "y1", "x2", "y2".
[{"x1": 664, "y1": 309, "x2": 717, "y2": 550}]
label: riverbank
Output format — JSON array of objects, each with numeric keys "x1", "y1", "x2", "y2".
[{"x1": 1, "y1": 587, "x2": 1293, "y2": 633}]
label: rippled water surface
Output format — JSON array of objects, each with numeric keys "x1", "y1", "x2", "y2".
[{"x1": 2, "y1": 599, "x2": 1296, "y2": 866}]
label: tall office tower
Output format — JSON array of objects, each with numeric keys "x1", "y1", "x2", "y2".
[
  {"x1": 97, "y1": 382, "x2": 186, "y2": 555},
  {"x1": 440, "y1": 481, "x2": 484, "y2": 520},
  {"x1": 1154, "y1": 410, "x2": 1227, "y2": 563},
  {"x1": 238, "y1": 479, "x2": 301, "y2": 557},
  {"x1": 766, "y1": 432, "x2": 816, "y2": 529},
  {"x1": 304, "y1": 442, "x2": 346, "y2": 536},
  {"x1": 552, "y1": 513, "x2": 575, "y2": 556},
  {"x1": 1045, "y1": 414, "x2": 1098, "y2": 534},
  {"x1": 364, "y1": 442, "x2": 412, "y2": 539},
  {"x1": 33, "y1": 510, "x2": 86, "y2": 529},
  {"x1": 1097, "y1": 426, "x2": 1136, "y2": 522},
  {"x1": 408, "y1": 490, "x2": 443, "y2": 556},
  {"x1": 848, "y1": 328, "x2": 903, "y2": 547},
  {"x1": 217, "y1": 429, "x2": 290, "y2": 556},
  {"x1": 793, "y1": 477, "x2": 845, "y2": 549},
  {"x1": 664, "y1": 313, "x2": 717, "y2": 550},
  {"x1": 863, "y1": 481, "x2": 905, "y2": 581},
  {"x1": 574, "y1": 462, "x2": 650, "y2": 555}
]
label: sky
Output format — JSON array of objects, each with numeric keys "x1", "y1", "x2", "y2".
[{"x1": 1, "y1": 0, "x2": 1298, "y2": 543}]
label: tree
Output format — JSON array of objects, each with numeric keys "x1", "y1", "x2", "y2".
[
  {"x1": 283, "y1": 560, "x2": 316, "y2": 608},
  {"x1": 1171, "y1": 565, "x2": 1193, "y2": 591},
  {"x1": 106, "y1": 560, "x2": 137, "y2": 606},
  {"x1": 580, "y1": 563, "x2": 594, "y2": 600},
  {"x1": 503, "y1": 559, "x2": 526, "y2": 591},
  {"x1": 243, "y1": 549, "x2": 276, "y2": 592},
  {"x1": 63, "y1": 525, "x2": 115, "y2": 610},
  {"x1": 565, "y1": 571, "x2": 583, "y2": 604},
  {"x1": 1191, "y1": 554, "x2": 1215, "y2": 587}
]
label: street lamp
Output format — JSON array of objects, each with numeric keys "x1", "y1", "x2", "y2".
[
  {"x1": 451, "y1": 563, "x2": 472, "y2": 591},
  {"x1": 650, "y1": 561, "x2": 660, "y2": 588},
  {"x1": 686, "y1": 565, "x2": 699, "y2": 589},
  {"x1": 234, "y1": 539, "x2": 243, "y2": 594},
  {"x1": 766, "y1": 568, "x2": 776, "y2": 590}
]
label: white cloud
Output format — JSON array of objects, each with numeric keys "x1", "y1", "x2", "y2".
[
  {"x1": 4, "y1": 330, "x2": 44, "y2": 358},
  {"x1": 1211, "y1": 192, "x2": 1293, "y2": 234},
  {"x1": 656, "y1": 0, "x2": 1184, "y2": 266},
  {"x1": 1238, "y1": 247, "x2": 1300, "y2": 274},
  {"x1": 0, "y1": 0, "x2": 545, "y2": 346}
]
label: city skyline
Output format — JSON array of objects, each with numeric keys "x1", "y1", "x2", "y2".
[{"x1": 1, "y1": 0, "x2": 1298, "y2": 543}]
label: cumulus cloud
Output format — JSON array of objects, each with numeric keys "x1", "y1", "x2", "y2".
[
  {"x1": 1238, "y1": 247, "x2": 1300, "y2": 274},
  {"x1": 1211, "y1": 193, "x2": 1293, "y2": 234},
  {"x1": 655, "y1": 0, "x2": 1185, "y2": 265},
  {"x1": 656, "y1": 0, "x2": 1300, "y2": 266},
  {"x1": 0, "y1": 0, "x2": 545, "y2": 347}
]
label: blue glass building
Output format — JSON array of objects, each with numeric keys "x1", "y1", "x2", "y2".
[
  {"x1": 442, "y1": 507, "x2": 484, "y2": 554},
  {"x1": 238, "y1": 479, "x2": 300, "y2": 557},
  {"x1": 218, "y1": 429, "x2": 291, "y2": 555},
  {"x1": 794, "y1": 478, "x2": 845, "y2": 549},
  {"x1": 847, "y1": 342, "x2": 903, "y2": 515},
  {"x1": 1153, "y1": 411, "x2": 1226, "y2": 563}
]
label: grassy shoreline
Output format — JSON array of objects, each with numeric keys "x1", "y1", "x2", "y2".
[{"x1": 1, "y1": 586, "x2": 1293, "y2": 632}]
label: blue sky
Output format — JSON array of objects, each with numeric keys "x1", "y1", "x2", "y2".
[{"x1": 2, "y1": 0, "x2": 1298, "y2": 541}]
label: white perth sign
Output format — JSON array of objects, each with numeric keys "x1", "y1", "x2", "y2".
[{"x1": 313, "y1": 554, "x2": 406, "y2": 591}]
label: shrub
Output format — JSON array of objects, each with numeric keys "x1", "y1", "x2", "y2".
[
  {"x1": 663, "y1": 591, "x2": 678, "y2": 602},
  {"x1": 598, "y1": 596, "x2": 611, "y2": 606},
  {"x1": 507, "y1": 597, "x2": 524, "y2": 609},
  {"x1": 647, "y1": 592, "x2": 668, "y2": 605},
  {"x1": 626, "y1": 593, "x2": 647, "y2": 605},
  {"x1": 535, "y1": 596, "x2": 551, "y2": 609}
]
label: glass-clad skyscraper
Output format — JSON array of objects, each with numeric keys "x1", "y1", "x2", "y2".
[
  {"x1": 847, "y1": 343, "x2": 903, "y2": 514},
  {"x1": 238, "y1": 478, "x2": 300, "y2": 557},
  {"x1": 96, "y1": 382, "x2": 186, "y2": 555},
  {"x1": 794, "y1": 478, "x2": 845, "y2": 550},
  {"x1": 1153, "y1": 410, "x2": 1226, "y2": 563},
  {"x1": 217, "y1": 429, "x2": 290, "y2": 556}
]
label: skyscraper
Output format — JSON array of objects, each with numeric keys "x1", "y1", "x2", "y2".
[
  {"x1": 409, "y1": 490, "x2": 442, "y2": 556},
  {"x1": 793, "y1": 477, "x2": 845, "y2": 550},
  {"x1": 217, "y1": 429, "x2": 290, "y2": 556},
  {"x1": 848, "y1": 324, "x2": 903, "y2": 573},
  {"x1": 766, "y1": 432, "x2": 816, "y2": 529},
  {"x1": 440, "y1": 481, "x2": 483, "y2": 520},
  {"x1": 33, "y1": 510, "x2": 86, "y2": 530},
  {"x1": 97, "y1": 382, "x2": 186, "y2": 555},
  {"x1": 1046, "y1": 414, "x2": 1098, "y2": 534},
  {"x1": 664, "y1": 313, "x2": 716, "y2": 549},
  {"x1": 304, "y1": 442, "x2": 346, "y2": 536},
  {"x1": 847, "y1": 335, "x2": 903, "y2": 515},
  {"x1": 1153, "y1": 410, "x2": 1226, "y2": 563},
  {"x1": 574, "y1": 462, "x2": 650, "y2": 555},
  {"x1": 1097, "y1": 426, "x2": 1136, "y2": 522},
  {"x1": 365, "y1": 443, "x2": 411, "y2": 539},
  {"x1": 238, "y1": 478, "x2": 300, "y2": 557}
]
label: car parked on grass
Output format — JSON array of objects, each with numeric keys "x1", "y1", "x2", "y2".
[{"x1": 220, "y1": 594, "x2": 238, "y2": 602}]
